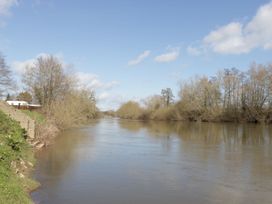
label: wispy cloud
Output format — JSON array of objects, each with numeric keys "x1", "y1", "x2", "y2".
[
  {"x1": 154, "y1": 48, "x2": 180, "y2": 63},
  {"x1": 0, "y1": 0, "x2": 18, "y2": 16},
  {"x1": 0, "y1": 0, "x2": 18, "y2": 26},
  {"x1": 202, "y1": 2, "x2": 272, "y2": 54},
  {"x1": 76, "y1": 72, "x2": 119, "y2": 90},
  {"x1": 128, "y1": 50, "x2": 151, "y2": 66}
]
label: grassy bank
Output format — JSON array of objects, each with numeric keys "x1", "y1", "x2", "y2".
[
  {"x1": 0, "y1": 110, "x2": 39, "y2": 204},
  {"x1": 21, "y1": 110, "x2": 45, "y2": 125}
]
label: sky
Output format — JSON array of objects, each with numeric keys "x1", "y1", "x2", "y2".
[{"x1": 0, "y1": 0, "x2": 272, "y2": 110}]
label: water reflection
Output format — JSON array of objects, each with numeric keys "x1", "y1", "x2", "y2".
[
  {"x1": 35, "y1": 128, "x2": 96, "y2": 174},
  {"x1": 119, "y1": 120, "x2": 272, "y2": 146},
  {"x1": 32, "y1": 119, "x2": 272, "y2": 204},
  {"x1": 119, "y1": 120, "x2": 272, "y2": 191}
]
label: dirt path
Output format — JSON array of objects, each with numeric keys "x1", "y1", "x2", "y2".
[{"x1": 0, "y1": 101, "x2": 35, "y2": 139}]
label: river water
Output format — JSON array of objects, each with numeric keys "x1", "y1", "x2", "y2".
[{"x1": 31, "y1": 119, "x2": 272, "y2": 204}]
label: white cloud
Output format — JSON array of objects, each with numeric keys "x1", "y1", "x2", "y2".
[
  {"x1": 203, "y1": 2, "x2": 272, "y2": 54},
  {"x1": 76, "y1": 72, "x2": 119, "y2": 91},
  {"x1": 128, "y1": 50, "x2": 150, "y2": 66},
  {"x1": 0, "y1": 0, "x2": 18, "y2": 16},
  {"x1": 97, "y1": 92, "x2": 110, "y2": 101},
  {"x1": 0, "y1": 0, "x2": 18, "y2": 26},
  {"x1": 12, "y1": 59, "x2": 35, "y2": 74},
  {"x1": 154, "y1": 48, "x2": 180, "y2": 62},
  {"x1": 204, "y1": 22, "x2": 250, "y2": 54},
  {"x1": 96, "y1": 92, "x2": 125, "y2": 111},
  {"x1": 76, "y1": 72, "x2": 101, "y2": 89}
]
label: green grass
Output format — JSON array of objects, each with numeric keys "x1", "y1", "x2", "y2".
[
  {"x1": 0, "y1": 110, "x2": 38, "y2": 204},
  {"x1": 21, "y1": 110, "x2": 45, "y2": 124}
]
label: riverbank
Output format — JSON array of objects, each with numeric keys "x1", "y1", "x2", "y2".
[{"x1": 0, "y1": 110, "x2": 39, "y2": 204}]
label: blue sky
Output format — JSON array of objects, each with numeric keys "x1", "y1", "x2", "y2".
[{"x1": 1, "y1": 0, "x2": 272, "y2": 110}]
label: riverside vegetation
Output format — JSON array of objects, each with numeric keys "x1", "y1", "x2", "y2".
[
  {"x1": 1, "y1": 53, "x2": 98, "y2": 144},
  {"x1": 117, "y1": 64, "x2": 272, "y2": 123},
  {"x1": 0, "y1": 110, "x2": 39, "y2": 203},
  {"x1": 0, "y1": 52, "x2": 98, "y2": 203}
]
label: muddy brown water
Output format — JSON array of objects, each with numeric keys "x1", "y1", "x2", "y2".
[{"x1": 31, "y1": 119, "x2": 272, "y2": 204}]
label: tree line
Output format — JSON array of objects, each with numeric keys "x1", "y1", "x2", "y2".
[
  {"x1": 2, "y1": 51, "x2": 272, "y2": 124},
  {"x1": 117, "y1": 64, "x2": 272, "y2": 123}
]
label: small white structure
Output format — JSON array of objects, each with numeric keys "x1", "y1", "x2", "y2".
[
  {"x1": 6, "y1": 100, "x2": 28, "y2": 106},
  {"x1": 6, "y1": 100, "x2": 41, "y2": 110}
]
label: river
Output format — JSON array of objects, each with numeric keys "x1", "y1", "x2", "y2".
[{"x1": 31, "y1": 119, "x2": 272, "y2": 204}]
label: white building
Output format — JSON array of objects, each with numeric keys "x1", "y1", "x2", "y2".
[
  {"x1": 6, "y1": 100, "x2": 41, "y2": 110},
  {"x1": 6, "y1": 100, "x2": 29, "y2": 106}
]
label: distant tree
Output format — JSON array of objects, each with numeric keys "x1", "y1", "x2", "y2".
[
  {"x1": 5, "y1": 93, "x2": 11, "y2": 101},
  {"x1": 161, "y1": 88, "x2": 174, "y2": 107},
  {"x1": 88, "y1": 90, "x2": 96, "y2": 103},
  {"x1": 0, "y1": 53, "x2": 14, "y2": 97},
  {"x1": 17, "y1": 91, "x2": 32, "y2": 103}
]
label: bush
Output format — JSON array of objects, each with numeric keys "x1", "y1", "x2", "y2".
[
  {"x1": 151, "y1": 106, "x2": 177, "y2": 120},
  {"x1": 48, "y1": 90, "x2": 98, "y2": 129},
  {"x1": 117, "y1": 101, "x2": 144, "y2": 120}
]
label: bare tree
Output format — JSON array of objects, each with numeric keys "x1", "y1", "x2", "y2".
[
  {"x1": 161, "y1": 88, "x2": 174, "y2": 107},
  {"x1": 0, "y1": 53, "x2": 14, "y2": 97},
  {"x1": 218, "y1": 68, "x2": 242, "y2": 111},
  {"x1": 242, "y1": 63, "x2": 272, "y2": 121},
  {"x1": 22, "y1": 55, "x2": 72, "y2": 106}
]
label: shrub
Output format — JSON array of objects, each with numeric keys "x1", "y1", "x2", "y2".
[
  {"x1": 117, "y1": 101, "x2": 144, "y2": 120},
  {"x1": 48, "y1": 90, "x2": 98, "y2": 129},
  {"x1": 151, "y1": 106, "x2": 176, "y2": 120}
]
